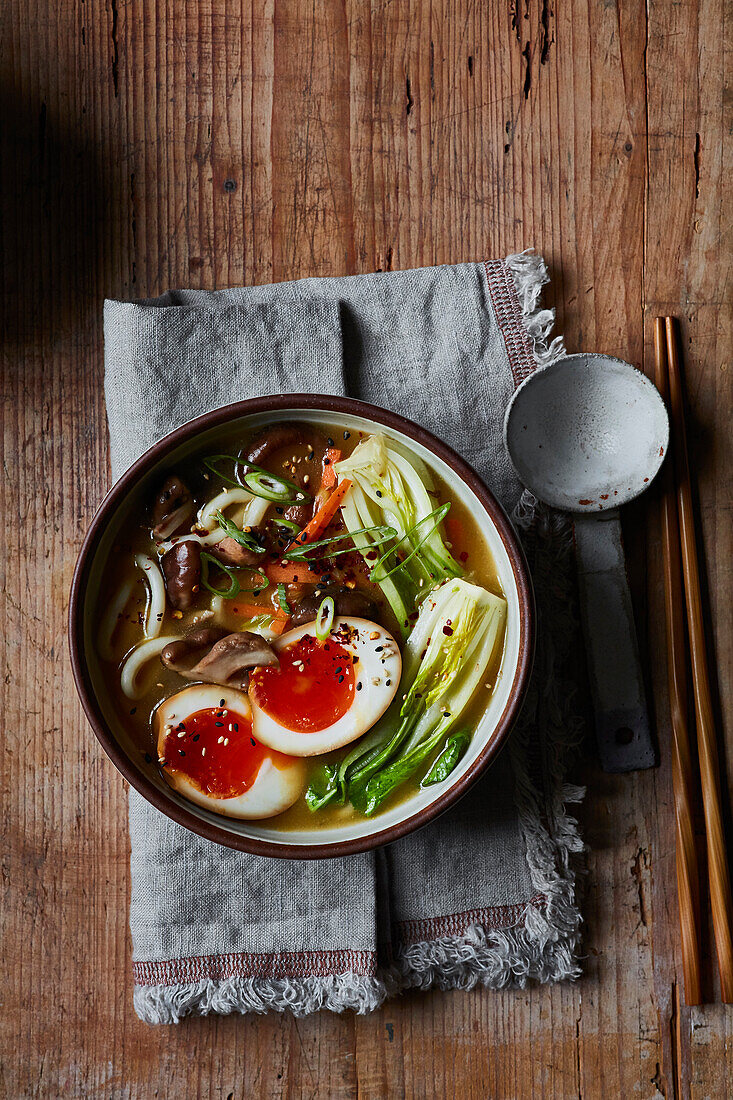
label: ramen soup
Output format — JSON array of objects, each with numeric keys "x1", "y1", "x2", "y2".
[{"x1": 96, "y1": 423, "x2": 507, "y2": 827}]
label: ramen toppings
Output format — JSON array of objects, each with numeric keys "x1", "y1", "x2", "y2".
[{"x1": 97, "y1": 422, "x2": 507, "y2": 824}]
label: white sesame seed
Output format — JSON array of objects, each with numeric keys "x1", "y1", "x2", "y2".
[
  {"x1": 201, "y1": 747, "x2": 206, "y2": 756},
  {"x1": 217, "y1": 736, "x2": 224, "y2": 744},
  {"x1": 223, "y1": 738, "x2": 229, "y2": 746}
]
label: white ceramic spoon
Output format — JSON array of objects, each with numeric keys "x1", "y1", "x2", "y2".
[{"x1": 504, "y1": 353, "x2": 670, "y2": 772}]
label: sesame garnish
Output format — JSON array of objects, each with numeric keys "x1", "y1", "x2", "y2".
[
  {"x1": 357, "y1": 682, "x2": 362, "y2": 690},
  {"x1": 217, "y1": 736, "x2": 224, "y2": 744}
]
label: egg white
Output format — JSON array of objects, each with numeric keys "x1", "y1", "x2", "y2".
[
  {"x1": 250, "y1": 617, "x2": 401, "y2": 756},
  {"x1": 154, "y1": 683, "x2": 306, "y2": 818}
]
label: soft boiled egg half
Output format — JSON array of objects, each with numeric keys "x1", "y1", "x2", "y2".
[
  {"x1": 248, "y1": 617, "x2": 401, "y2": 756},
  {"x1": 153, "y1": 684, "x2": 306, "y2": 818}
]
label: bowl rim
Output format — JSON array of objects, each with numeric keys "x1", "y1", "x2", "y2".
[{"x1": 68, "y1": 393, "x2": 534, "y2": 859}]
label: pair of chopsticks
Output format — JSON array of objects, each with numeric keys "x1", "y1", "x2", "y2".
[{"x1": 654, "y1": 317, "x2": 733, "y2": 1005}]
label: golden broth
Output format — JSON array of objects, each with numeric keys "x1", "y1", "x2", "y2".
[{"x1": 95, "y1": 420, "x2": 506, "y2": 829}]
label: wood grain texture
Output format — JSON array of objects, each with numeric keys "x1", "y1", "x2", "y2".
[{"x1": 1, "y1": 0, "x2": 730, "y2": 1097}]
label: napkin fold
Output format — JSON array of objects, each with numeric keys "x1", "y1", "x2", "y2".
[{"x1": 103, "y1": 253, "x2": 584, "y2": 1024}]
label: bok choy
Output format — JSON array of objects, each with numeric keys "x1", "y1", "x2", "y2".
[
  {"x1": 334, "y1": 435, "x2": 463, "y2": 636},
  {"x1": 305, "y1": 578, "x2": 507, "y2": 815}
]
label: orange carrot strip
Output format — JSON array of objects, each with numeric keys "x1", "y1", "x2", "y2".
[
  {"x1": 265, "y1": 561, "x2": 316, "y2": 585},
  {"x1": 321, "y1": 448, "x2": 341, "y2": 490},
  {"x1": 287, "y1": 478, "x2": 352, "y2": 551}
]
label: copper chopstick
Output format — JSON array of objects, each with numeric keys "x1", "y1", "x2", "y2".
[
  {"x1": 654, "y1": 318, "x2": 702, "y2": 1005},
  {"x1": 664, "y1": 316, "x2": 733, "y2": 1002}
]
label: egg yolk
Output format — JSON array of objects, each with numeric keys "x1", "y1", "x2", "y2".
[
  {"x1": 162, "y1": 706, "x2": 286, "y2": 798},
  {"x1": 249, "y1": 635, "x2": 356, "y2": 733}
]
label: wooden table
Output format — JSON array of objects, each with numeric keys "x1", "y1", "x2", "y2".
[{"x1": 2, "y1": 1, "x2": 730, "y2": 1096}]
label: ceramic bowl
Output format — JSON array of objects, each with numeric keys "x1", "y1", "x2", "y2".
[{"x1": 69, "y1": 395, "x2": 533, "y2": 858}]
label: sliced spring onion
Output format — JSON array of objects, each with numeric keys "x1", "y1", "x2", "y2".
[
  {"x1": 276, "y1": 583, "x2": 291, "y2": 614},
  {"x1": 315, "y1": 596, "x2": 335, "y2": 642},
  {"x1": 273, "y1": 517, "x2": 302, "y2": 535},
  {"x1": 214, "y1": 510, "x2": 265, "y2": 554},
  {"x1": 243, "y1": 469, "x2": 297, "y2": 502},
  {"x1": 284, "y1": 524, "x2": 397, "y2": 561},
  {"x1": 369, "y1": 504, "x2": 451, "y2": 584},
  {"x1": 200, "y1": 552, "x2": 241, "y2": 599},
  {"x1": 203, "y1": 453, "x2": 310, "y2": 504},
  {"x1": 202, "y1": 453, "x2": 243, "y2": 488}
]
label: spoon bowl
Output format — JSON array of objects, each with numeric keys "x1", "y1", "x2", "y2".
[{"x1": 504, "y1": 353, "x2": 669, "y2": 512}]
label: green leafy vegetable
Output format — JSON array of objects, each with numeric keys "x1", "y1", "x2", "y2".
[
  {"x1": 273, "y1": 517, "x2": 302, "y2": 535},
  {"x1": 200, "y1": 552, "x2": 241, "y2": 599},
  {"x1": 284, "y1": 524, "x2": 397, "y2": 561},
  {"x1": 203, "y1": 453, "x2": 310, "y2": 504},
  {"x1": 421, "y1": 729, "x2": 471, "y2": 787},
  {"x1": 305, "y1": 764, "x2": 340, "y2": 811},
  {"x1": 334, "y1": 434, "x2": 463, "y2": 636},
  {"x1": 214, "y1": 510, "x2": 265, "y2": 555},
  {"x1": 200, "y1": 553, "x2": 268, "y2": 600},
  {"x1": 276, "y1": 583, "x2": 291, "y2": 614},
  {"x1": 334, "y1": 578, "x2": 506, "y2": 815}
]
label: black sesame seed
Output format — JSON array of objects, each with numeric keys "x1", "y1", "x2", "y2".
[
  {"x1": 129, "y1": 707, "x2": 137, "y2": 715},
  {"x1": 215, "y1": 722, "x2": 224, "y2": 727},
  {"x1": 327, "y1": 437, "x2": 334, "y2": 446},
  {"x1": 343, "y1": 431, "x2": 350, "y2": 439},
  {"x1": 375, "y1": 646, "x2": 383, "y2": 652},
  {"x1": 323, "y1": 458, "x2": 331, "y2": 466},
  {"x1": 356, "y1": 682, "x2": 362, "y2": 690},
  {"x1": 338, "y1": 675, "x2": 344, "y2": 683},
  {"x1": 219, "y1": 698, "x2": 225, "y2": 707},
  {"x1": 179, "y1": 749, "x2": 186, "y2": 757},
  {"x1": 307, "y1": 452, "x2": 315, "y2": 461},
  {"x1": 192, "y1": 734, "x2": 200, "y2": 742},
  {"x1": 376, "y1": 490, "x2": 382, "y2": 498},
  {"x1": 386, "y1": 679, "x2": 391, "y2": 686},
  {"x1": 250, "y1": 737, "x2": 256, "y2": 747},
  {"x1": 233, "y1": 723, "x2": 239, "y2": 731},
  {"x1": 335, "y1": 666, "x2": 343, "y2": 674}
]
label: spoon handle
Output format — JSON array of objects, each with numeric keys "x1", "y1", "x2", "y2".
[{"x1": 574, "y1": 512, "x2": 656, "y2": 771}]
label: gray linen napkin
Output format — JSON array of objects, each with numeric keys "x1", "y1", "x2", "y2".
[{"x1": 104, "y1": 253, "x2": 584, "y2": 1023}]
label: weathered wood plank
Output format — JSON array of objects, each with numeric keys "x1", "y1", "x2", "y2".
[{"x1": 1, "y1": 0, "x2": 730, "y2": 1097}]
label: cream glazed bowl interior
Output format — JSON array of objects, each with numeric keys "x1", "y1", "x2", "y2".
[{"x1": 69, "y1": 395, "x2": 534, "y2": 858}]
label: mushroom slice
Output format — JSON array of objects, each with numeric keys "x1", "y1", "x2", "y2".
[
  {"x1": 152, "y1": 476, "x2": 196, "y2": 540},
  {"x1": 161, "y1": 540, "x2": 201, "y2": 611},
  {"x1": 289, "y1": 585, "x2": 379, "y2": 627},
  {"x1": 163, "y1": 630, "x2": 279, "y2": 690},
  {"x1": 209, "y1": 536, "x2": 263, "y2": 568},
  {"x1": 160, "y1": 627, "x2": 228, "y2": 673}
]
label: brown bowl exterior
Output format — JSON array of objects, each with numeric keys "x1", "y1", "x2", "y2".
[{"x1": 69, "y1": 394, "x2": 534, "y2": 858}]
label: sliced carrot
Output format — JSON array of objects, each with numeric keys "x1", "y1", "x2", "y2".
[
  {"x1": 287, "y1": 477, "x2": 353, "y2": 551},
  {"x1": 321, "y1": 448, "x2": 341, "y2": 490},
  {"x1": 265, "y1": 560, "x2": 316, "y2": 585}
]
